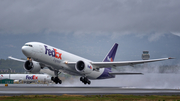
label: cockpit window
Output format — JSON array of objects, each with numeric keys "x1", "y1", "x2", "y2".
[{"x1": 24, "y1": 44, "x2": 33, "y2": 47}]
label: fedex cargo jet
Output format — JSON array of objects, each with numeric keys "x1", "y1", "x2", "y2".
[
  {"x1": 0, "y1": 74, "x2": 51, "y2": 83},
  {"x1": 9, "y1": 42, "x2": 173, "y2": 85}
]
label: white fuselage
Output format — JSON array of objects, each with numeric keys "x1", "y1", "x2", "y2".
[
  {"x1": 0, "y1": 74, "x2": 51, "y2": 82},
  {"x1": 22, "y1": 42, "x2": 106, "y2": 79}
]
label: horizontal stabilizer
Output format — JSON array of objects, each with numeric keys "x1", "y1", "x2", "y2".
[{"x1": 109, "y1": 72, "x2": 143, "y2": 75}]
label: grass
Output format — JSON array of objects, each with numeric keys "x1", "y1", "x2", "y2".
[{"x1": 0, "y1": 94, "x2": 180, "y2": 101}]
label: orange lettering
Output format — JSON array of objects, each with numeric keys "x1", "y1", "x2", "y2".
[{"x1": 54, "y1": 48, "x2": 62, "y2": 60}]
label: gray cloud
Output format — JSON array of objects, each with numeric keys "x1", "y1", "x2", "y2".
[{"x1": 0, "y1": 0, "x2": 180, "y2": 39}]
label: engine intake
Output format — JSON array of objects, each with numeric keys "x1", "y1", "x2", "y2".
[
  {"x1": 24, "y1": 60, "x2": 41, "y2": 73},
  {"x1": 75, "y1": 60, "x2": 93, "y2": 74}
]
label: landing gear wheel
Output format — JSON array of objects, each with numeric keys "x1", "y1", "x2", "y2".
[
  {"x1": 80, "y1": 77, "x2": 84, "y2": 81},
  {"x1": 58, "y1": 79, "x2": 62, "y2": 84},
  {"x1": 80, "y1": 77, "x2": 91, "y2": 85},
  {"x1": 55, "y1": 81, "x2": 58, "y2": 84},
  {"x1": 51, "y1": 77, "x2": 54, "y2": 81},
  {"x1": 87, "y1": 80, "x2": 91, "y2": 85},
  {"x1": 52, "y1": 77, "x2": 62, "y2": 84}
]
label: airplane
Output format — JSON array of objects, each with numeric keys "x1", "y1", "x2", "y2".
[
  {"x1": 8, "y1": 42, "x2": 173, "y2": 85},
  {"x1": 0, "y1": 74, "x2": 51, "y2": 83}
]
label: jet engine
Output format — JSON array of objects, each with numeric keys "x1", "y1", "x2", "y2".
[
  {"x1": 75, "y1": 60, "x2": 93, "y2": 74},
  {"x1": 24, "y1": 60, "x2": 41, "y2": 73}
]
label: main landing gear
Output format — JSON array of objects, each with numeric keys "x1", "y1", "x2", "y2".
[
  {"x1": 51, "y1": 71, "x2": 62, "y2": 84},
  {"x1": 51, "y1": 77, "x2": 62, "y2": 84},
  {"x1": 80, "y1": 77, "x2": 91, "y2": 85}
]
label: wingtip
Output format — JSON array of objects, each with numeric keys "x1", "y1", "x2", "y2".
[
  {"x1": 8, "y1": 56, "x2": 12, "y2": 58},
  {"x1": 168, "y1": 57, "x2": 175, "y2": 59}
]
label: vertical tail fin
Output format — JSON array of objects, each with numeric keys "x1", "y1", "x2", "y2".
[
  {"x1": 97, "y1": 43, "x2": 118, "y2": 78},
  {"x1": 103, "y1": 43, "x2": 118, "y2": 62}
]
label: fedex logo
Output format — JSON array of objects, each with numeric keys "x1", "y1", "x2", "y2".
[
  {"x1": 26, "y1": 75, "x2": 38, "y2": 80},
  {"x1": 88, "y1": 65, "x2": 92, "y2": 69},
  {"x1": 107, "y1": 56, "x2": 113, "y2": 62},
  {"x1": 44, "y1": 45, "x2": 62, "y2": 60}
]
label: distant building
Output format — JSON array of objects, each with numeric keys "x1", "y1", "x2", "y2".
[{"x1": 142, "y1": 51, "x2": 150, "y2": 60}]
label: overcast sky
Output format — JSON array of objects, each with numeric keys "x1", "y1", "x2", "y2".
[
  {"x1": 0, "y1": 0, "x2": 180, "y2": 37},
  {"x1": 0, "y1": 0, "x2": 180, "y2": 63}
]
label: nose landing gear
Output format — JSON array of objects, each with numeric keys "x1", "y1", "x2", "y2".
[{"x1": 80, "y1": 77, "x2": 91, "y2": 85}]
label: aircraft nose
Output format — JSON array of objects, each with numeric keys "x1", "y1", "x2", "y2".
[{"x1": 22, "y1": 46, "x2": 31, "y2": 57}]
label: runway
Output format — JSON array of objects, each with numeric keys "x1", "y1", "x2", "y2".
[{"x1": 1, "y1": 84, "x2": 180, "y2": 96}]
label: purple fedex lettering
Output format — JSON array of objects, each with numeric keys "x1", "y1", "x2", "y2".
[
  {"x1": 26, "y1": 75, "x2": 38, "y2": 80},
  {"x1": 26, "y1": 75, "x2": 30, "y2": 79},
  {"x1": 44, "y1": 45, "x2": 55, "y2": 57},
  {"x1": 44, "y1": 45, "x2": 62, "y2": 60}
]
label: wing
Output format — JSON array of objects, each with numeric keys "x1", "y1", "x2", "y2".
[
  {"x1": 8, "y1": 56, "x2": 26, "y2": 62},
  {"x1": 91, "y1": 57, "x2": 173, "y2": 68},
  {"x1": 9, "y1": 56, "x2": 56, "y2": 76},
  {"x1": 8, "y1": 56, "x2": 51, "y2": 69}
]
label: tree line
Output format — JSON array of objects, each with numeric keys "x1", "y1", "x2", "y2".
[{"x1": 0, "y1": 59, "x2": 24, "y2": 74}]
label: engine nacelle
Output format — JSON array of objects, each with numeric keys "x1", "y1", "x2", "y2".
[
  {"x1": 75, "y1": 60, "x2": 93, "y2": 74},
  {"x1": 24, "y1": 60, "x2": 41, "y2": 73}
]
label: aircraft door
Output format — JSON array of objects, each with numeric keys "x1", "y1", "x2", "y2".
[{"x1": 39, "y1": 45, "x2": 43, "y2": 53}]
